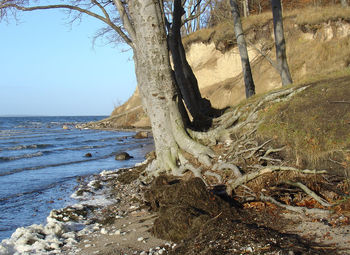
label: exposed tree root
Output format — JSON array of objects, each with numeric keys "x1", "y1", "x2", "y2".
[
  {"x1": 227, "y1": 166, "x2": 328, "y2": 195},
  {"x1": 284, "y1": 181, "x2": 332, "y2": 207},
  {"x1": 213, "y1": 162, "x2": 242, "y2": 178},
  {"x1": 259, "y1": 194, "x2": 330, "y2": 217},
  {"x1": 204, "y1": 171, "x2": 223, "y2": 183},
  {"x1": 187, "y1": 110, "x2": 241, "y2": 145},
  {"x1": 144, "y1": 84, "x2": 343, "y2": 217}
]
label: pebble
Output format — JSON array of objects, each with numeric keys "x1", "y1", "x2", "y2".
[
  {"x1": 100, "y1": 228, "x2": 108, "y2": 234},
  {"x1": 245, "y1": 247, "x2": 253, "y2": 252},
  {"x1": 137, "y1": 237, "x2": 144, "y2": 242},
  {"x1": 115, "y1": 229, "x2": 121, "y2": 235},
  {"x1": 84, "y1": 244, "x2": 92, "y2": 248}
]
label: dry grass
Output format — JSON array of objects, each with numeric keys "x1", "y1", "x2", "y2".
[
  {"x1": 241, "y1": 11, "x2": 273, "y2": 30},
  {"x1": 286, "y1": 33, "x2": 350, "y2": 84},
  {"x1": 257, "y1": 71, "x2": 350, "y2": 175},
  {"x1": 183, "y1": 5, "x2": 350, "y2": 47},
  {"x1": 289, "y1": 5, "x2": 350, "y2": 25},
  {"x1": 182, "y1": 27, "x2": 215, "y2": 49}
]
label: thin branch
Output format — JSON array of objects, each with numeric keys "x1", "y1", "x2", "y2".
[
  {"x1": 112, "y1": 0, "x2": 136, "y2": 42},
  {"x1": 234, "y1": 139, "x2": 271, "y2": 158},
  {"x1": 189, "y1": 0, "x2": 202, "y2": 16},
  {"x1": 91, "y1": 0, "x2": 110, "y2": 20},
  {"x1": 1, "y1": 2, "x2": 133, "y2": 46},
  {"x1": 182, "y1": 0, "x2": 210, "y2": 25},
  {"x1": 247, "y1": 41, "x2": 280, "y2": 71},
  {"x1": 284, "y1": 181, "x2": 332, "y2": 207}
]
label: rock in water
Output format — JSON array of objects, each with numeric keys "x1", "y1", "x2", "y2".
[
  {"x1": 85, "y1": 153, "x2": 92, "y2": 158},
  {"x1": 134, "y1": 131, "x2": 148, "y2": 139},
  {"x1": 115, "y1": 152, "x2": 133, "y2": 161}
]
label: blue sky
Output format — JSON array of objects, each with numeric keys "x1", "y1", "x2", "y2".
[{"x1": 0, "y1": 8, "x2": 136, "y2": 116}]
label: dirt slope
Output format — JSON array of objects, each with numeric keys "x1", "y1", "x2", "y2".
[{"x1": 90, "y1": 6, "x2": 350, "y2": 129}]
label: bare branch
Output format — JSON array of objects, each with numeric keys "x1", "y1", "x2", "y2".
[
  {"x1": 182, "y1": 0, "x2": 210, "y2": 25},
  {"x1": 247, "y1": 41, "x2": 280, "y2": 72},
  {"x1": 284, "y1": 181, "x2": 332, "y2": 207},
  {"x1": 112, "y1": 0, "x2": 135, "y2": 41},
  {"x1": 0, "y1": 2, "x2": 133, "y2": 46}
]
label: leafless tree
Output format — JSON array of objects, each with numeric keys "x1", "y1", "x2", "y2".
[
  {"x1": 270, "y1": 0, "x2": 293, "y2": 86},
  {"x1": 229, "y1": 0, "x2": 255, "y2": 98}
]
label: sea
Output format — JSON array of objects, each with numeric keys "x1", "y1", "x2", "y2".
[{"x1": 0, "y1": 116, "x2": 153, "y2": 241}]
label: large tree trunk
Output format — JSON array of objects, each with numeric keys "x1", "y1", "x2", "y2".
[
  {"x1": 129, "y1": 0, "x2": 213, "y2": 174},
  {"x1": 270, "y1": 0, "x2": 293, "y2": 86},
  {"x1": 168, "y1": 0, "x2": 213, "y2": 127},
  {"x1": 229, "y1": 0, "x2": 255, "y2": 98}
]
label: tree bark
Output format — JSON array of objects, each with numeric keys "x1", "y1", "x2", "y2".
[
  {"x1": 229, "y1": 0, "x2": 255, "y2": 98},
  {"x1": 243, "y1": 0, "x2": 249, "y2": 17},
  {"x1": 341, "y1": 0, "x2": 349, "y2": 7},
  {"x1": 270, "y1": 0, "x2": 293, "y2": 86},
  {"x1": 168, "y1": 0, "x2": 213, "y2": 126},
  {"x1": 128, "y1": 0, "x2": 213, "y2": 172}
]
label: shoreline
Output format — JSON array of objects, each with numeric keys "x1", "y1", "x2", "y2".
[
  {"x1": 0, "y1": 158, "x2": 170, "y2": 255},
  {"x1": 1, "y1": 125, "x2": 350, "y2": 254},
  {"x1": 2, "y1": 157, "x2": 350, "y2": 254}
]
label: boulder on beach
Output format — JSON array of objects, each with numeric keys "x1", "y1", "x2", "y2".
[
  {"x1": 115, "y1": 152, "x2": 133, "y2": 161},
  {"x1": 133, "y1": 131, "x2": 148, "y2": 139}
]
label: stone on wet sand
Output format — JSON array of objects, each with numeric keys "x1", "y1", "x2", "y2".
[
  {"x1": 115, "y1": 152, "x2": 133, "y2": 161},
  {"x1": 133, "y1": 131, "x2": 148, "y2": 139}
]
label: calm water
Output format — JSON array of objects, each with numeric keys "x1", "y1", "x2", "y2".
[{"x1": 0, "y1": 116, "x2": 153, "y2": 241}]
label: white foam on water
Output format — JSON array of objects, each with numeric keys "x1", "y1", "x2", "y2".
[{"x1": 0, "y1": 166, "x2": 129, "y2": 255}]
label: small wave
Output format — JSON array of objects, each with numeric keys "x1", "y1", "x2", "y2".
[
  {"x1": 0, "y1": 156, "x2": 104, "y2": 177},
  {"x1": 6, "y1": 144, "x2": 52, "y2": 151},
  {"x1": 0, "y1": 152, "x2": 44, "y2": 161},
  {"x1": 61, "y1": 144, "x2": 108, "y2": 151},
  {"x1": 0, "y1": 148, "x2": 136, "y2": 177},
  {"x1": 0, "y1": 177, "x2": 76, "y2": 202}
]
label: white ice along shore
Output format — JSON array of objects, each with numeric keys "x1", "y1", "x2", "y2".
[{"x1": 0, "y1": 160, "x2": 149, "y2": 255}]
